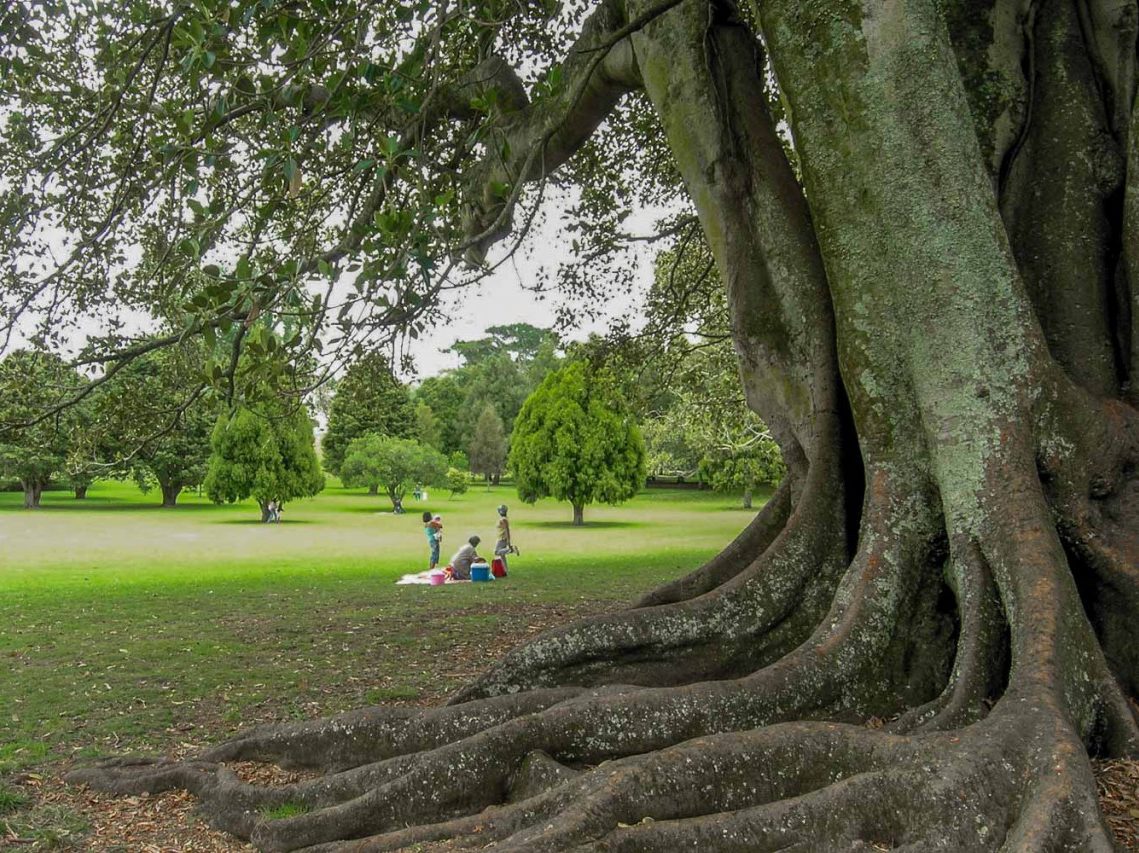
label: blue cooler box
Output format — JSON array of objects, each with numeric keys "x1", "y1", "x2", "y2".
[{"x1": 471, "y1": 562, "x2": 491, "y2": 582}]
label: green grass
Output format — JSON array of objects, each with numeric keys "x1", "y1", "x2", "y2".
[
  {"x1": 0, "y1": 478, "x2": 766, "y2": 846},
  {"x1": 0, "y1": 784, "x2": 28, "y2": 813},
  {"x1": 262, "y1": 802, "x2": 311, "y2": 820}
]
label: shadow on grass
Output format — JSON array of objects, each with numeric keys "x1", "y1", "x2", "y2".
[
  {"x1": 215, "y1": 518, "x2": 316, "y2": 525},
  {"x1": 342, "y1": 504, "x2": 405, "y2": 514},
  {"x1": 525, "y1": 520, "x2": 646, "y2": 530},
  {"x1": 0, "y1": 499, "x2": 220, "y2": 514}
]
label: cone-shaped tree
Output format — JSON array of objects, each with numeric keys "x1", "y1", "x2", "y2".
[
  {"x1": 26, "y1": 0, "x2": 1139, "y2": 848},
  {"x1": 204, "y1": 404, "x2": 324, "y2": 521},
  {"x1": 321, "y1": 352, "x2": 414, "y2": 476},
  {"x1": 468, "y1": 402, "x2": 507, "y2": 484},
  {"x1": 510, "y1": 361, "x2": 645, "y2": 525}
]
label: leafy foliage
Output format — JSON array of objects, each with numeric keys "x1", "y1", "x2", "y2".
[
  {"x1": 414, "y1": 402, "x2": 443, "y2": 450},
  {"x1": 412, "y1": 375, "x2": 466, "y2": 456},
  {"x1": 0, "y1": 0, "x2": 596, "y2": 393},
  {"x1": 0, "y1": 351, "x2": 87, "y2": 504},
  {"x1": 468, "y1": 403, "x2": 507, "y2": 481},
  {"x1": 339, "y1": 434, "x2": 448, "y2": 509},
  {"x1": 94, "y1": 341, "x2": 217, "y2": 505},
  {"x1": 509, "y1": 361, "x2": 645, "y2": 523},
  {"x1": 322, "y1": 352, "x2": 414, "y2": 475},
  {"x1": 204, "y1": 403, "x2": 324, "y2": 515},
  {"x1": 447, "y1": 467, "x2": 470, "y2": 497},
  {"x1": 587, "y1": 238, "x2": 785, "y2": 502}
]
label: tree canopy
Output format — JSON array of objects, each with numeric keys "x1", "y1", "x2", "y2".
[
  {"x1": 339, "y1": 433, "x2": 448, "y2": 509},
  {"x1": 0, "y1": 351, "x2": 87, "y2": 508},
  {"x1": 94, "y1": 341, "x2": 217, "y2": 506},
  {"x1": 20, "y1": 0, "x2": 1139, "y2": 849},
  {"x1": 321, "y1": 351, "x2": 414, "y2": 475},
  {"x1": 204, "y1": 403, "x2": 324, "y2": 520},
  {"x1": 510, "y1": 360, "x2": 645, "y2": 525}
]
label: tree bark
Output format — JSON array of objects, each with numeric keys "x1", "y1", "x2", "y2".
[
  {"x1": 67, "y1": 1, "x2": 1139, "y2": 850},
  {"x1": 741, "y1": 487, "x2": 752, "y2": 509},
  {"x1": 160, "y1": 483, "x2": 182, "y2": 507},
  {"x1": 22, "y1": 481, "x2": 42, "y2": 509},
  {"x1": 367, "y1": 484, "x2": 378, "y2": 495},
  {"x1": 571, "y1": 503, "x2": 584, "y2": 526},
  {"x1": 73, "y1": 485, "x2": 87, "y2": 500}
]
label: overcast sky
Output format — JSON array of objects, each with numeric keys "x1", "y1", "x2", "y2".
[{"x1": 401, "y1": 194, "x2": 665, "y2": 380}]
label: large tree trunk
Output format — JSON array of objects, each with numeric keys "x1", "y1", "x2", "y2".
[
  {"x1": 571, "y1": 503, "x2": 584, "y2": 526},
  {"x1": 70, "y1": 0, "x2": 1139, "y2": 849},
  {"x1": 160, "y1": 483, "x2": 182, "y2": 508},
  {"x1": 73, "y1": 485, "x2": 87, "y2": 500},
  {"x1": 22, "y1": 481, "x2": 42, "y2": 509}
]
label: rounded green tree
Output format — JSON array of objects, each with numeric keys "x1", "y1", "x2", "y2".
[
  {"x1": 204, "y1": 404, "x2": 324, "y2": 521},
  {"x1": 509, "y1": 361, "x2": 645, "y2": 526},
  {"x1": 339, "y1": 434, "x2": 448, "y2": 511},
  {"x1": 0, "y1": 350, "x2": 86, "y2": 508}
]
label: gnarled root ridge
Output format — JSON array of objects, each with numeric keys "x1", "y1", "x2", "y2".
[
  {"x1": 66, "y1": 422, "x2": 1139, "y2": 851},
  {"x1": 451, "y1": 456, "x2": 848, "y2": 703}
]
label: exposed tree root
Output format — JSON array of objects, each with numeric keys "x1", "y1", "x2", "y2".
[
  {"x1": 69, "y1": 479, "x2": 977, "y2": 851},
  {"x1": 452, "y1": 455, "x2": 849, "y2": 703},
  {"x1": 632, "y1": 477, "x2": 792, "y2": 608},
  {"x1": 66, "y1": 481, "x2": 1139, "y2": 852}
]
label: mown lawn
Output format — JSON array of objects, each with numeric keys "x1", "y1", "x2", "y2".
[{"x1": 0, "y1": 479, "x2": 762, "y2": 848}]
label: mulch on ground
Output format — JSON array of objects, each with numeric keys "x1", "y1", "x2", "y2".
[{"x1": 5, "y1": 596, "x2": 1139, "y2": 850}]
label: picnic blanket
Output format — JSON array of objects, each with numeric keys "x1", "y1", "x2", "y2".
[{"x1": 395, "y1": 571, "x2": 469, "y2": 585}]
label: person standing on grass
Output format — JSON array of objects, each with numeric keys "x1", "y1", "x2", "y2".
[
  {"x1": 494, "y1": 504, "x2": 517, "y2": 571},
  {"x1": 423, "y1": 511, "x2": 440, "y2": 570}
]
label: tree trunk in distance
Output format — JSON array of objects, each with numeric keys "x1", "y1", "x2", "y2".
[
  {"x1": 73, "y1": 485, "x2": 87, "y2": 500},
  {"x1": 160, "y1": 483, "x2": 182, "y2": 508},
  {"x1": 742, "y1": 488, "x2": 753, "y2": 509},
  {"x1": 572, "y1": 503, "x2": 584, "y2": 526},
  {"x1": 22, "y1": 482, "x2": 42, "y2": 509}
]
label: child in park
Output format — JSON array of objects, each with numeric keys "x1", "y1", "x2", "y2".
[
  {"x1": 422, "y1": 511, "x2": 440, "y2": 570},
  {"x1": 494, "y1": 504, "x2": 519, "y2": 572}
]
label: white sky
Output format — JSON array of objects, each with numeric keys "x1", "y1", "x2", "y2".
[{"x1": 401, "y1": 197, "x2": 665, "y2": 379}]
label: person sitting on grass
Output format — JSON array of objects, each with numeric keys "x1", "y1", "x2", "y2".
[{"x1": 449, "y1": 535, "x2": 481, "y2": 581}]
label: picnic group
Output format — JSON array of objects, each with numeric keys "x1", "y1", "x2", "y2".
[{"x1": 410, "y1": 503, "x2": 520, "y2": 585}]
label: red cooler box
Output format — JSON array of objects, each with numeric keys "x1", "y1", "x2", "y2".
[{"x1": 491, "y1": 557, "x2": 507, "y2": 578}]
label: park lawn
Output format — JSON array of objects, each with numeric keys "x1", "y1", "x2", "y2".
[{"x1": 0, "y1": 479, "x2": 763, "y2": 848}]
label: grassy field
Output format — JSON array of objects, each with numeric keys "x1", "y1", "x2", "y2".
[{"x1": 0, "y1": 479, "x2": 763, "y2": 848}]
